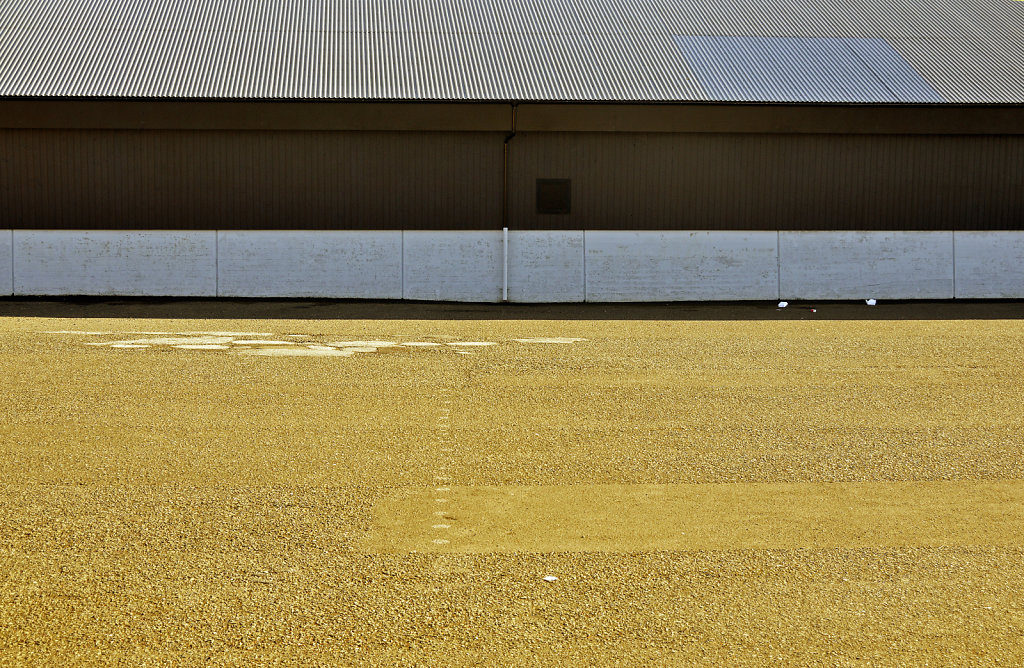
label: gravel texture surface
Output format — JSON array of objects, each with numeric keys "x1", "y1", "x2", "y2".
[{"x1": 1, "y1": 304, "x2": 1022, "y2": 665}]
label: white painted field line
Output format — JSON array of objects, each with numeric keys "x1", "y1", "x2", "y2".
[{"x1": 427, "y1": 397, "x2": 458, "y2": 550}]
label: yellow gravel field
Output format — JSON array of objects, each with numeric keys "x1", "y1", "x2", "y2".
[{"x1": 1, "y1": 308, "x2": 1023, "y2": 665}]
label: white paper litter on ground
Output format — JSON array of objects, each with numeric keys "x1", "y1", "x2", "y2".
[
  {"x1": 866, "y1": 299, "x2": 877, "y2": 306},
  {"x1": 778, "y1": 301, "x2": 788, "y2": 308},
  {"x1": 543, "y1": 576, "x2": 559, "y2": 582}
]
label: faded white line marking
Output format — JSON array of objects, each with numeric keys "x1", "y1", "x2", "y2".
[{"x1": 236, "y1": 348, "x2": 354, "y2": 357}]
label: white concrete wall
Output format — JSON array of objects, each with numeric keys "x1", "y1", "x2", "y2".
[
  {"x1": 218, "y1": 231, "x2": 402, "y2": 298},
  {"x1": 954, "y1": 232, "x2": 1024, "y2": 299},
  {"x1": 7, "y1": 228, "x2": 1019, "y2": 302},
  {"x1": 13, "y1": 231, "x2": 217, "y2": 296},
  {"x1": 584, "y1": 231, "x2": 779, "y2": 301},
  {"x1": 780, "y1": 231, "x2": 954, "y2": 300},
  {"x1": 508, "y1": 231, "x2": 585, "y2": 302},
  {"x1": 402, "y1": 231, "x2": 503, "y2": 302},
  {"x1": 0, "y1": 230, "x2": 12, "y2": 296}
]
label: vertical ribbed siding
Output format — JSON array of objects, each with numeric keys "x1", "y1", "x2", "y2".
[
  {"x1": 0, "y1": 130, "x2": 503, "y2": 230},
  {"x1": 509, "y1": 132, "x2": 1024, "y2": 230}
]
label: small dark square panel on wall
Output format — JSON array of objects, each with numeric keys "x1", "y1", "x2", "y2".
[{"x1": 536, "y1": 178, "x2": 571, "y2": 215}]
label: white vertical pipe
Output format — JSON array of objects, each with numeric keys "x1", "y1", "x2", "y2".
[{"x1": 502, "y1": 227, "x2": 509, "y2": 301}]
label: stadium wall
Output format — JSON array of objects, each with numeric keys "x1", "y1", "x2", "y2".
[
  {"x1": 4, "y1": 229, "x2": 1023, "y2": 301},
  {"x1": 2, "y1": 102, "x2": 1022, "y2": 301}
]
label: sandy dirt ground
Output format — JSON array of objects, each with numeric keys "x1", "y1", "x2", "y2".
[{"x1": 1, "y1": 300, "x2": 1023, "y2": 665}]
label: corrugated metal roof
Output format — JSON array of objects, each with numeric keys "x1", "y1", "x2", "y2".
[
  {"x1": 675, "y1": 36, "x2": 944, "y2": 103},
  {"x1": 0, "y1": 0, "x2": 1022, "y2": 102}
]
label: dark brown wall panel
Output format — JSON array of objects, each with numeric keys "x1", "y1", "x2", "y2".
[
  {"x1": 509, "y1": 132, "x2": 1024, "y2": 231},
  {"x1": 0, "y1": 130, "x2": 503, "y2": 230},
  {"x1": 3, "y1": 128, "x2": 1022, "y2": 231}
]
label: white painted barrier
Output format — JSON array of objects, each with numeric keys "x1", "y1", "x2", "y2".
[
  {"x1": 402, "y1": 231, "x2": 503, "y2": 302},
  {"x1": 584, "y1": 231, "x2": 779, "y2": 301},
  {"x1": 1, "y1": 230, "x2": 12, "y2": 296},
  {"x1": 779, "y1": 231, "x2": 953, "y2": 300},
  {"x1": 954, "y1": 232, "x2": 1024, "y2": 299},
  {"x1": 508, "y1": 231, "x2": 585, "y2": 302},
  {"x1": 218, "y1": 231, "x2": 402, "y2": 298},
  {"x1": 13, "y1": 230, "x2": 217, "y2": 296},
  {"x1": 8, "y1": 228, "x2": 1019, "y2": 302}
]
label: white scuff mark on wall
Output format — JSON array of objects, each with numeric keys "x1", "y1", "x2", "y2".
[
  {"x1": 327, "y1": 340, "x2": 398, "y2": 348},
  {"x1": 401, "y1": 342, "x2": 441, "y2": 347},
  {"x1": 174, "y1": 344, "x2": 230, "y2": 350},
  {"x1": 109, "y1": 344, "x2": 150, "y2": 349},
  {"x1": 446, "y1": 342, "x2": 496, "y2": 346},
  {"x1": 513, "y1": 337, "x2": 588, "y2": 344}
]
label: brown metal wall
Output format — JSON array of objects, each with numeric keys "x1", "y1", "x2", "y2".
[
  {"x1": 509, "y1": 132, "x2": 1024, "y2": 231},
  {"x1": 0, "y1": 129, "x2": 503, "y2": 230},
  {"x1": 3, "y1": 127, "x2": 1022, "y2": 231}
]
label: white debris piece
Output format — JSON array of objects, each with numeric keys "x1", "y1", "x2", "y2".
[
  {"x1": 866, "y1": 299, "x2": 877, "y2": 306},
  {"x1": 543, "y1": 576, "x2": 559, "y2": 582},
  {"x1": 778, "y1": 301, "x2": 788, "y2": 308}
]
